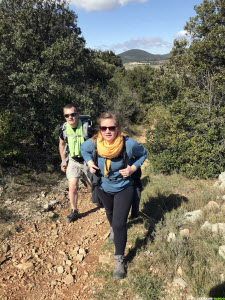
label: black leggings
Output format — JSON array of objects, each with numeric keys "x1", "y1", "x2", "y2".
[{"x1": 96, "y1": 185, "x2": 134, "y2": 255}]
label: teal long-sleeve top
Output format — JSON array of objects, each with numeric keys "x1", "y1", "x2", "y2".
[{"x1": 80, "y1": 136, "x2": 147, "y2": 193}]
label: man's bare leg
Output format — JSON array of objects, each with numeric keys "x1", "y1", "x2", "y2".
[
  {"x1": 68, "y1": 177, "x2": 79, "y2": 210},
  {"x1": 65, "y1": 177, "x2": 79, "y2": 222}
]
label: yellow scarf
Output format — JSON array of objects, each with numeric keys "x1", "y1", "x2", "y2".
[{"x1": 97, "y1": 133, "x2": 126, "y2": 177}]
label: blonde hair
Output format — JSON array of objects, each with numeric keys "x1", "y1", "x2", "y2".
[{"x1": 91, "y1": 112, "x2": 121, "y2": 141}]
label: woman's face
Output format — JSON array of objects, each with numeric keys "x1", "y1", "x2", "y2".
[{"x1": 100, "y1": 118, "x2": 119, "y2": 143}]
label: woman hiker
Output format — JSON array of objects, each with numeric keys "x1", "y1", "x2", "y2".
[{"x1": 81, "y1": 112, "x2": 147, "y2": 279}]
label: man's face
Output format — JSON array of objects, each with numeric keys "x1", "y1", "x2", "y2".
[{"x1": 64, "y1": 107, "x2": 79, "y2": 127}]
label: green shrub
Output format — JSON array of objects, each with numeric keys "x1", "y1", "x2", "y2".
[
  {"x1": 145, "y1": 100, "x2": 225, "y2": 178},
  {"x1": 0, "y1": 110, "x2": 23, "y2": 164}
]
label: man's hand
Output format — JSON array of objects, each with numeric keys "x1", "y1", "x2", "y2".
[
  {"x1": 119, "y1": 165, "x2": 137, "y2": 178},
  {"x1": 61, "y1": 162, "x2": 67, "y2": 173}
]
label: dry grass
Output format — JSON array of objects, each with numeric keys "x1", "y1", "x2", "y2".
[
  {"x1": 0, "y1": 168, "x2": 64, "y2": 240},
  {"x1": 140, "y1": 168, "x2": 225, "y2": 298},
  {"x1": 95, "y1": 166, "x2": 225, "y2": 299}
]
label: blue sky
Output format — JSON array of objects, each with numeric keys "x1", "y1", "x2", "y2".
[{"x1": 69, "y1": 0, "x2": 203, "y2": 55}]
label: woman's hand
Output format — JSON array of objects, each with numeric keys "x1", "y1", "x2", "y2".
[
  {"x1": 119, "y1": 165, "x2": 137, "y2": 178},
  {"x1": 87, "y1": 160, "x2": 99, "y2": 174}
]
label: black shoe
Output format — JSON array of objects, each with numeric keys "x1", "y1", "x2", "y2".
[{"x1": 65, "y1": 209, "x2": 79, "y2": 223}]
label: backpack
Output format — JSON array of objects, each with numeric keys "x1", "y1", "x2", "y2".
[
  {"x1": 61, "y1": 115, "x2": 93, "y2": 166},
  {"x1": 88, "y1": 137, "x2": 142, "y2": 215}
]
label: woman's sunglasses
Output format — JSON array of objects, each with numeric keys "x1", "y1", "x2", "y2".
[
  {"x1": 64, "y1": 112, "x2": 78, "y2": 118},
  {"x1": 100, "y1": 126, "x2": 117, "y2": 132}
]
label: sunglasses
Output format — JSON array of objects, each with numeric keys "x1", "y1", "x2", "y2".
[
  {"x1": 100, "y1": 126, "x2": 117, "y2": 132},
  {"x1": 64, "y1": 112, "x2": 78, "y2": 118}
]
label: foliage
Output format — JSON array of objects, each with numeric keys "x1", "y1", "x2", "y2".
[
  {"x1": 0, "y1": 110, "x2": 25, "y2": 164},
  {"x1": 145, "y1": 0, "x2": 225, "y2": 178},
  {"x1": 111, "y1": 65, "x2": 181, "y2": 126},
  {"x1": 0, "y1": 0, "x2": 86, "y2": 149},
  {"x1": 146, "y1": 95, "x2": 225, "y2": 178},
  {"x1": 2, "y1": 0, "x2": 225, "y2": 179},
  {"x1": 0, "y1": 0, "x2": 123, "y2": 167},
  {"x1": 98, "y1": 50, "x2": 123, "y2": 68},
  {"x1": 184, "y1": 0, "x2": 225, "y2": 72}
]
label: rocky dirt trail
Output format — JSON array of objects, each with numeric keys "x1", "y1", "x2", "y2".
[
  {"x1": 0, "y1": 179, "x2": 111, "y2": 300},
  {"x1": 0, "y1": 130, "x2": 148, "y2": 300}
]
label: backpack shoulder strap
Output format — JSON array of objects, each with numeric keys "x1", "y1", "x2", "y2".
[
  {"x1": 60, "y1": 123, "x2": 69, "y2": 166},
  {"x1": 93, "y1": 139, "x2": 98, "y2": 165},
  {"x1": 122, "y1": 136, "x2": 128, "y2": 168},
  {"x1": 62, "y1": 122, "x2": 67, "y2": 142},
  {"x1": 80, "y1": 115, "x2": 93, "y2": 140},
  {"x1": 123, "y1": 136, "x2": 142, "y2": 180}
]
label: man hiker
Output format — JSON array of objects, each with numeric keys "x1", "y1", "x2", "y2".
[{"x1": 59, "y1": 104, "x2": 90, "y2": 222}]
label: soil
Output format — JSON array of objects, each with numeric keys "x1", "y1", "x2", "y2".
[
  {"x1": 0, "y1": 132, "x2": 147, "y2": 300},
  {"x1": 0, "y1": 181, "x2": 111, "y2": 300}
]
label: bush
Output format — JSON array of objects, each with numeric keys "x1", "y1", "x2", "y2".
[
  {"x1": 0, "y1": 111, "x2": 24, "y2": 164},
  {"x1": 145, "y1": 102, "x2": 225, "y2": 178}
]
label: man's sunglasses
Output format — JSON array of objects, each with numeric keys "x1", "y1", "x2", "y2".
[
  {"x1": 100, "y1": 126, "x2": 117, "y2": 132},
  {"x1": 64, "y1": 112, "x2": 78, "y2": 118}
]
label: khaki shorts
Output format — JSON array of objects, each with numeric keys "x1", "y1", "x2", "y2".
[{"x1": 66, "y1": 159, "x2": 89, "y2": 183}]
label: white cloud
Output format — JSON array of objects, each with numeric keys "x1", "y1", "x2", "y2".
[
  {"x1": 69, "y1": 0, "x2": 148, "y2": 12},
  {"x1": 174, "y1": 30, "x2": 190, "y2": 40}
]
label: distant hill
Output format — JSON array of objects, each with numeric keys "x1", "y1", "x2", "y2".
[{"x1": 118, "y1": 49, "x2": 170, "y2": 63}]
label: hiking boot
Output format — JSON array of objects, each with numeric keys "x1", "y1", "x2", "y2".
[
  {"x1": 130, "y1": 212, "x2": 139, "y2": 219},
  {"x1": 108, "y1": 226, "x2": 114, "y2": 243},
  {"x1": 65, "y1": 209, "x2": 79, "y2": 223},
  {"x1": 113, "y1": 255, "x2": 125, "y2": 279}
]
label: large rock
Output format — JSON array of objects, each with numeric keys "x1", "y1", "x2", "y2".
[
  {"x1": 183, "y1": 210, "x2": 203, "y2": 223},
  {"x1": 204, "y1": 201, "x2": 220, "y2": 212},
  {"x1": 66, "y1": 260, "x2": 72, "y2": 266},
  {"x1": 201, "y1": 221, "x2": 212, "y2": 230},
  {"x1": 43, "y1": 202, "x2": 53, "y2": 211},
  {"x1": 201, "y1": 221, "x2": 225, "y2": 237},
  {"x1": 1, "y1": 243, "x2": 10, "y2": 253},
  {"x1": 218, "y1": 245, "x2": 225, "y2": 260},
  {"x1": 219, "y1": 172, "x2": 225, "y2": 183},
  {"x1": 214, "y1": 172, "x2": 225, "y2": 189},
  {"x1": 220, "y1": 182, "x2": 225, "y2": 189},
  {"x1": 78, "y1": 248, "x2": 87, "y2": 256},
  {"x1": 167, "y1": 232, "x2": 176, "y2": 242},
  {"x1": 172, "y1": 277, "x2": 188, "y2": 288},
  {"x1": 64, "y1": 274, "x2": 74, "y2": 285},
  {"x1": 17, "y1": 262, "x2": 34, "y2": 271},
  {"x1": 74, "y1": 254, "x2": 84, "y2": 262},
  {"x1": 176, "y1": 266, "x2": 183, "y2": 276},
  {"x1": 57, "y1": 266, "x2": 64, "y2": 274}
]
